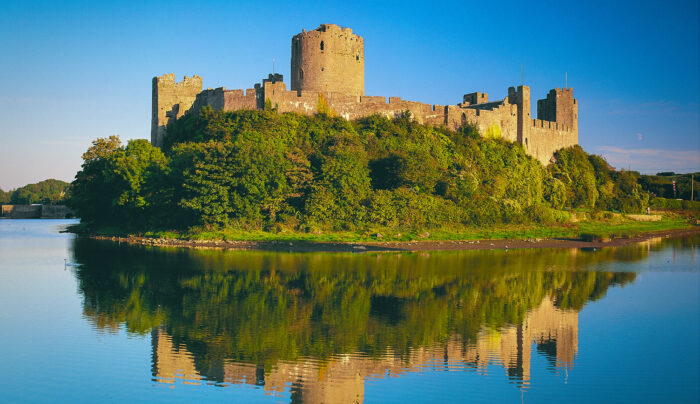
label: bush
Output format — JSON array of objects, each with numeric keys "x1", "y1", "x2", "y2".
[
  {"x1": 527, "y1": 205, "x2": 570, "y2": 224},
  {"x1": 650, "y1": 197, "x2": 700, "y2": 211}
]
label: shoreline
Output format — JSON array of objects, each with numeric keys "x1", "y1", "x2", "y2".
[{"x1": 87, "y1": 226, "x2": 700, "y2": 253}]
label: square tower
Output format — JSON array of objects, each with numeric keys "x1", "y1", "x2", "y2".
[
  {"x1": 536, "y1": 88, "x2": 577, "y2": 129},
  {"x1": 151, "y1": 74, "x2": 202, "y2": 147}
]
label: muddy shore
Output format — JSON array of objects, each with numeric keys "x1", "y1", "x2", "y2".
[{"x1": 87, "y1": 227, "x2": 700, "y2": 253}]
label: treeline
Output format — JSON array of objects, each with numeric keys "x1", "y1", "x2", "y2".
[
  {"x1": 637, "y1": 172, "x2": 698, "y2": 201},
  {"x1": 0, "y1": 179, "x2": 69, "y2": 205},
  {"x1": 69, "y1": 108, "x2": 651, "y2": 232}
]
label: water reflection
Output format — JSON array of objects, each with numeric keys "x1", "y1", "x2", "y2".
[
  {"x1": 69, "y1": 237, "x2": 693, "y2": 401},
  {"x1": 151, "y1": 294, "x2": 577, "y2": 395}
]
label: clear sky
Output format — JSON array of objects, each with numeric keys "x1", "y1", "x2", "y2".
[{"x1": 1, "y1": 0, "x2": 699, "y2": 190}]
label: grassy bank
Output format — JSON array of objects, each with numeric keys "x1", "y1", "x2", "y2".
[{"x1": 74, "y1": 212, "x2": 694, "y2": 244}]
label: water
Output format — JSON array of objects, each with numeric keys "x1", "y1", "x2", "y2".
[{"x1": 0, "y1": 219, "x2": 698, "y2": 403}]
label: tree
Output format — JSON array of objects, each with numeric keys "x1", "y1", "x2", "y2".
[
  {"x1": 69, "y1": 136, "x2": 167, "y2": 227},
  {"x1": 9, "y1": 179, "x2": 69, "y2": 204},
  {"x1": 0, "y1": 188, "x2": 10, "y2": 204},
  {"x1": 550, "y1": 146, "x2": 598, "y2": 209},
  {"x1": 71, "y1": 109, "x2": 656, "y2": 232}
]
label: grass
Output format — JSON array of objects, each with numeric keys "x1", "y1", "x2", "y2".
[{"x1": 130, "y1": 213, "x2": 693, "y2": 244}]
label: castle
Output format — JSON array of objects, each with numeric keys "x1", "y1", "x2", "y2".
[{"x1": 152, "y1": 24, "x2": 578, "y2": 164}]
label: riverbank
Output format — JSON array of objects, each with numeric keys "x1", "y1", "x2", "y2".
[{"x1": 81, "y1": 218, "x2": 699, "y2": 253}]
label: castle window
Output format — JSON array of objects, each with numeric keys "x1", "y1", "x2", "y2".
[
  {"x1": 356, "y1": 54, "x2": 359, "y2": 61},
  {"x1": 321, "y1": 67, "x2": 324, "y2": 71},
  {"x1": 299, "y1": 69, "x2": 303, "y2": 79},
  {"x1": 320, "y1": 41, "x2": 324, "y2": 51}
]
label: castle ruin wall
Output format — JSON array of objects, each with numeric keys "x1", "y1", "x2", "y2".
[
  {"x1": 529, "y1": 120, "x2": 578, "y2": 164},
  {"x1": 185, "y1": 79, "x2": 577, "y2": 165},
  {"x1": 151, "y1": 73, "x2": 202, "y2": 147},
  {"x1": 152, "y1": 24, "x2": 579, "y2": 164}
]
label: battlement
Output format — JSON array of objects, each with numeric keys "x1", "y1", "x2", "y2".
[
  {"x1": 298, "y1": 23, "x2": 358, "y2": 38},
  {"x1": 532, "y1": 119, "x2": 572, "y2": 132},
  {"x1": 154, "y1": 73, "x2": 202, "y2": 87},
  {"x1": 262, "y1": 73, "x2": 283, "y2": 84}
]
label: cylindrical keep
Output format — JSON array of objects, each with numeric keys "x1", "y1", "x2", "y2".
[{"x1": 290, "y1": 24, "x2": 364, "y2": 97}]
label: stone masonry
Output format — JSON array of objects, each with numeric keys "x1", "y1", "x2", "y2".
[{"x1": 151, "y1": 24, "x2": 578, "y2": 164}]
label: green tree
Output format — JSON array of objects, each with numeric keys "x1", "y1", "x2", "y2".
[
  {"x1": 550, "y1": 146, "x2": 598, "y2": 209},
  {"x1": 69, "y1": 136, "x2": 167, "y2": 227},
  {"x1": 0, "y1": 188, "x2": 11, "y2": 204},
  {"x1": 71, "y1": 109, "x2": 658, "y2": 232},
  {"x1": 8, "y1": 179, "x2": 69, "y2": 204}
]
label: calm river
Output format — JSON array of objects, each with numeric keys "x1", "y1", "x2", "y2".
[{"x1": 0, "y1": 219, "x2": 698, "y2": 403}]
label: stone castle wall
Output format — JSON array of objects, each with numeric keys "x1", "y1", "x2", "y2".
[
  {"x1": 191, "y1": 87, "x2": 258, "y2": 113},
  {"x1": 528, "y1": 120, "x2": 578, "y2": 164},
  {"x1": 151, "y1": 24, "x2": 578, "y2": 164}
]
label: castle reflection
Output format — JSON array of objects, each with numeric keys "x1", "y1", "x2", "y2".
[
  {"x1": 69, "y1": 237, "x2": 677, "y2": 402},
  {"x1": 151, "y1": 295, "x2": 578, "y2": 402}
]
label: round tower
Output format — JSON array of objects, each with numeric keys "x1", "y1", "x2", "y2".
[{"x1": 290, "y1": 24, "x2": 364, "y2": 97}]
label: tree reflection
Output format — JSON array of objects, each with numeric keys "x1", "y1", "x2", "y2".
[{"x1": 72, "y1": 239, "x2": 648, "y2": 399}]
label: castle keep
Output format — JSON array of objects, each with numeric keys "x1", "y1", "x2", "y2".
[{"x1": 152, "y1": 24, "x2": 578, "y2": 164}]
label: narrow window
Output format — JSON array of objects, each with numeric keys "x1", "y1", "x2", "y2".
[
  {"x1": 320, "y1": 41, "x2": 324, "y2": 51},
  {"x1": 299, "y1": 69, "x2": 303, "y2": 79},
  {"x1": 356, "y1": 54, "x2": 359, "y2": 61}
]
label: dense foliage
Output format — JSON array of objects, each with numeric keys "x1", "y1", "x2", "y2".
[
  {"x1": 650, "y1": 197, "x2": 700, "y2": 211},
  {"x1": 69, "y1": 108, "x2": 653, "y2": 232},
  {"x1": 1, "y1": 179, "x2": 69, "y2": 204},
  {"x1": 0, "y1": 188, "x2": 10, "y2": 204},
  {"x1": 637, "y1": 171, "x2": 698, "y2": 201}
]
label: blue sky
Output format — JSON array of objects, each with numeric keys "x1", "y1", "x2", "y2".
[{"x1": 1, "y1": 0, "x2": 698, "y2": 190}]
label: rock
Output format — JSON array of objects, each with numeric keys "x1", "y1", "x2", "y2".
[
  {"x1": 375, "y1": 233, "x2": 383, "y2": 239},
  {"x1": 419, "y1": 232, "x2": 430, "y2": 238}
]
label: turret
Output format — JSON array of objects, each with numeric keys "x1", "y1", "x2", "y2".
[
  {"x1": 290, "y1": 24, "x2": 364, "y2": 97},
  {"x1": 508, "y1": 85, "x2": 531, "y2": 145}
]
